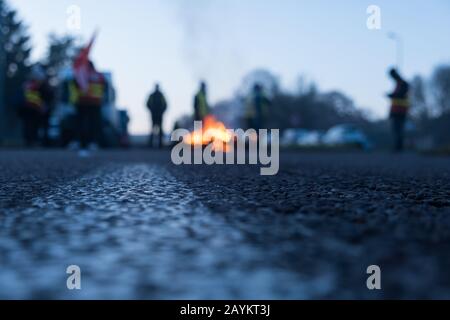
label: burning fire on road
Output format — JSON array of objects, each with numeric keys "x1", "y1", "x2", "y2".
[
  {"x1": 183, "y1": 115, "x2": 234, "y2": 152},
  {"x1": 171, "y1": 116, "x2": 280, "y2": 176}
]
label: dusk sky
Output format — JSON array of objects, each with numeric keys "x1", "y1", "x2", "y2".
[{"x1": 12, "y1": 0, "x2": 450, "y2": 134}]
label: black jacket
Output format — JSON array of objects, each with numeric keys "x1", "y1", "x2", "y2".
[{"x1": 147, "y1": 91, "x2": 167, "y2": 118}]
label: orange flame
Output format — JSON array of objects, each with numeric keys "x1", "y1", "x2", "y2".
[{"x1": 184, "y1": 115, "x2": 233, "y2": 152}]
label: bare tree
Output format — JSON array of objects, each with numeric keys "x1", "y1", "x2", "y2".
[
  {"x1": 431, "y1": 65, "x2": 450, "y2": 115},
  {"x1": 410, "y1": 75, "x2": 429, "y2": 121},
  {"x1": 43, "y1": 34, "x2": 79, "y2": 86},
  {"x1": 237, "y1": 69, "x2": 280, "y2": 98}
]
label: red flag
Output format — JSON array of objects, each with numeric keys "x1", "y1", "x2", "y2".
[{"x1": 73, "y1": 31, "x2": 97, "y2": 93}]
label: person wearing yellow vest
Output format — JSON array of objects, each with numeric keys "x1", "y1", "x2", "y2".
[
  {"x1": 194, "y1": 81, "x2": 210, "y2": 122},
  {"x1": 387, "y1": 68, "x2": 410, "y2": 152},
  {"x1": 245, "y1": 83, "x2": 271, "y2": 131},
  {"x1": 21, "y1": 65, "x2": 50, "y2": 147},
  {"x1": 74, "y1": 60, "x2": 107, "y2": 156}
]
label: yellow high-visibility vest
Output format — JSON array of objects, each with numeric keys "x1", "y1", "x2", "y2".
[
  {"x1": 25, "y1": 81, "x2": 44, "y2": 111},
  {"x1": 69, "y1": 81, "x2": 80, "y2": 105},
  {"x1": 391, "y1": 98, "x2": 410, "y2": 114},
  {"x1": 196, "y1": 93, "x2": 209, "y2": 118},
  {"x1": 73, "y1": 74, "x2": 106, "y2": 107},
  {"x1": 87, "y1": 83, "x2": 104, "y2": 100},
  {"x1": 391, "y1": 98, "x2": 410, "y2": 108}
]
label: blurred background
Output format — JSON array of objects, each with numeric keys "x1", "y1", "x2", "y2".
[{"x1": 0, "y1": 0, "x2": 449, "y2": 151}]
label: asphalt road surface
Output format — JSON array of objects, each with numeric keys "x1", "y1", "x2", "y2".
[{"x1": 1, "y1": 150, "x2": 450, "y2": 299}]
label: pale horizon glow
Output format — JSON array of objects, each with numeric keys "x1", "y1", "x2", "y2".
[{"x1": 11, "y1": 0, "x2": 450, "y2": 134}]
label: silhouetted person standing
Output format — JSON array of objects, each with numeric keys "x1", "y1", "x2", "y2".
[
  {"x1": 194, "y1": 81, "x2": 210, "y2": 122},
  {"x1": 387, "y1": 68, "x2": 410, "y2": 152},
  {"x1": 146, "y1": 84, "x2": 167, "y2": 148},
  {"x1": 245, "y1": 83, "x2": 271, "y2": 131},
  {"x1": 74, "y1": 61, "x2": 107, "y2": 157}
]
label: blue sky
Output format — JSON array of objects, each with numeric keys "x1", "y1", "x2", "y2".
[{"x1": 12, "y1": 0, "x2": 450, "y2": 134}]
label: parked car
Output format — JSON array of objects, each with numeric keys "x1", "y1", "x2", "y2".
[
  {"x1": 281, "y1": 129, "x2": 323, "y2": 147},
  {"x1": 282, "y1": 129, "x2": 304, "y2": 146},
  {"x1": 296, "y1": 131, "x2": 322, "y2": 147},
  {"x1": 322, "y1": 124, "x2": 372, "y2": 150}
]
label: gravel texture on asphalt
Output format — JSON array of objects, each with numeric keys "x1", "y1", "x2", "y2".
[{"x1": 0, "y1": 150, "x2": 450, "y2": 299}]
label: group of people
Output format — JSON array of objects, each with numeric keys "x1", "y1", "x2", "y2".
[
  {"x1": 20, "y1": 64, "x2": 410, "y2": 153},
  {"x1": 19, "y1": 61, "x2": 108, "y2": 156},
  {"x1": 145, "y1": 81, "x2": 272, "y2": 149},
  {"x1": 145, "y1": 81, "x2": 216, "y2": 149},
  {"x1": 145, "y1": 69, "x2": 409, "y2": 152}
]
